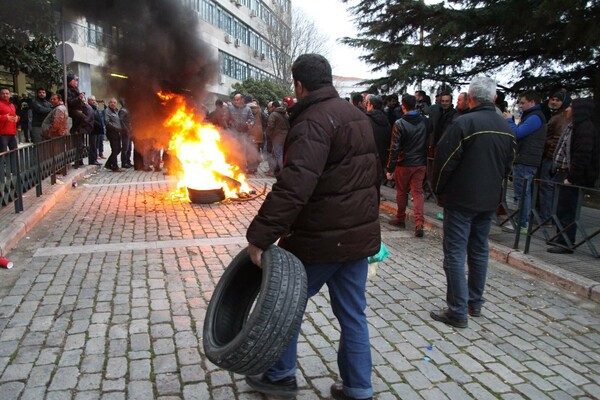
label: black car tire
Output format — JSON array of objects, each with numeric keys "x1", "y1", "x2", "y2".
[{"x1": 202, "y1": 245, "x2": 307, "y2": 375}]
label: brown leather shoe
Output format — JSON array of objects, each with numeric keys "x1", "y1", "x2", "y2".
[{"x1": 330, "y1": 383, "x2": 372, "y2": 400}]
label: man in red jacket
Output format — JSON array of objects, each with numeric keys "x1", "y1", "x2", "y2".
[
  {"x1": 245, "y1": 54, "x2": 380, "y2": 400},
  {"x1": 0, "y1": 87, "x2": 20, "y2": 153}
]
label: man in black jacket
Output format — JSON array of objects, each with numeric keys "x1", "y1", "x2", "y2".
[
  {"x1": 245, "y1": 54, "x2": 380, "y2": 400},
  {"x1": 365, "y1": 94, "x2": 391, "y2": 182},
  {"x1": 548, "y1": 98, "x2": 600, "y2": 254},
  {"x1": 386, "y1": 94, "x2": 428, "y2": 237},
  {"x1": 30, "y1": 88, "x2": 52, "y2": 143},
  {"x1": 431, "y1": 76, "x2": 515, "y2": 328}
]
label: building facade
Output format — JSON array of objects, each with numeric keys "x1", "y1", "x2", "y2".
[{"x1": 6, "y1": 0, "x2": 291, "y2": 104}]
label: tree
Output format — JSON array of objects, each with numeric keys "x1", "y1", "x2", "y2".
[
  {"x1": 230, "y1": 77, "x2": 293, "y2": 108},
  {"x1": 341, "y1": 0, "x2": 600, "y2": 98},
  {"x1": 0, "y1": 0, "x2": 63, "y2": 88},
  {"x1": 268, "y1": 6, "x2": 330, "y2": 88}
]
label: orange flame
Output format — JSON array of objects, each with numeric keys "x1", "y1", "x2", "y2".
[{"x1": 159, "y1": 92, "x2": 249, "y2": 200}]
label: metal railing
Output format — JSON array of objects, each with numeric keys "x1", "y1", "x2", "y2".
[
  {"x1": 0, "y1": 134, "x2": 87, "y2": 213},
  {"x1": 495, "y1": 175, "x2": 599, "y2": 257}
]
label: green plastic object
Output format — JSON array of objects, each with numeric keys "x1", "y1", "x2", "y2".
[{"x1": 368, "y1": 243, "x2": 389, "y2": 264}]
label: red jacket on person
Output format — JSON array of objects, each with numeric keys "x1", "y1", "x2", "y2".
[{"x1": 0, "y1": 99, "x2": 19, "y2": 135}]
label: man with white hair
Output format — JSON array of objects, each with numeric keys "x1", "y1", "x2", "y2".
[{"x1": 430, "y1": 76, "x2": 515, "y2": 328}]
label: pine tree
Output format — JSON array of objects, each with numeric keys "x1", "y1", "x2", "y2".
[{"x1": 341, "y1": 0, "x2": 600, "y2": 98}]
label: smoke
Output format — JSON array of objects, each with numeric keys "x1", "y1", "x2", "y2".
[{"x1": 64, "y1": 0, "x2": 218, "y2": 146}]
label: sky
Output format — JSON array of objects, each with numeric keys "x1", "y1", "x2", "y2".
[{"x1": 293, "y1": 0, "x2": 377, "y2": 79}]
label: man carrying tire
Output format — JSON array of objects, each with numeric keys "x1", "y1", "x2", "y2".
[{"x1": 246, "y1": 54, "x2": 381, "y2": 400}]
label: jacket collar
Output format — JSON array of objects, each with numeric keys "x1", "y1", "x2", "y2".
[{"x1": 289, "y1": 86, "x2": 339, "y2": 123}]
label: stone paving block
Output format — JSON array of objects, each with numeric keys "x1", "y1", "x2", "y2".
[
  {"x1": 403, "y1": 370, "x2": 432, "y2": 390},
  {"x1": 75, "y1": 391, "x2": 101, "y2": 400},
  {"x1": 101, "y1": 389, "x2": 125, "y2": 400},
  {"x1": 59, "y1": 349, "x2": 82, "y2": 366},
  {"x1": 515, "y1": 383, "x2": 553, "y2": 400},
  {"x1": 154, "y1": 354, "x2": 178, "y2": 374},
  {"x1": 437, "y1": 381, "x2": 473, "y2": 399},
  {"x1": 48, "y1": 366, "x2": 79, "y2": 390},
  {"x1": 105, "y1": 357, "x2": 127, "y2": 379},
  {"x1": 21, "y1": 387, "x2": 47, "y2": 400},
  {"x1": 419, "y1": 387, "x2": 449, "y2": 400},
  {"x1": 181, "y1": 364, "x2": 206, "y2": 383},
  {"x1": 0, "y1": 381, "x2": 25, "y2": 399},
  {"x1": 108, "y1": 339, "x2": 127, "y2": 357},
  {"x1": 182, "y1": 382, "x2": 210, "y2": 400},
  {"x1": 374, "y1": 365, "x2": 403, "y2": 383},
  {"x1": 413, "y1": 360, "x2": 446, "y2": 383},
  {"x1": 298, "y1": 355, "x2": 329, "y2": 378},
  {"x1": 153, "y1": 338, "x2": 176, "y2": 355},
  {"x1": 549, "y1": 364, "x2": 591, "y2": 386},
  {"x1": 27, "y1": 364, "x2": 54, "y2": 388},
  {"x1": 486, "y1": 362, "x2": 525, "y2": 385},
  {"x1": 463, "y1": 382, "x2": 498, "y2": 400},
  {"x1": 175, "y1": 331, "x2": 198, "y2": 347},
  {"x1": 156, "y1": 373, "x2": 181, "y2": 395},
  {"x1": 102, "y1": 378, "x2": 126, "y2": 392},
  {"x1": 77, "y1": 373, "x2": 102, "y2": 391},
  {"x1": 1, "y1": 362, "x2": 33, "y2": 381},
  {"x1": 391, "y1": 382, "x2": 424, "y2": 400},
  {"x1": 177, "y1": 348, "x2": 201, "y2": 366},
  {"x1": 474, "y1": 371, "x2": 513, "y2": 393},
  {"x1": 129, "y1": 359, "x2": 151, "y2": 381},
  {"x1": 546, "y1": 375, "x2": 586, "y2": 397}
]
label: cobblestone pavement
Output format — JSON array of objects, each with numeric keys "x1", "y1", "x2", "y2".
[{"x1": 1, "y1": 167, "x2": 599, "y2": 400}]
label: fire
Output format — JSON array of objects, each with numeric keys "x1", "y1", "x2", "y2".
[{"x1": 159, "y1": 92, "x2": 250, "y2": 200}]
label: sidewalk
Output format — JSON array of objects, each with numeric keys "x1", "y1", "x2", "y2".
[
  {"x1": 1, "y1": 164, "x2": 600, "y2": 399},
  {"x1": 2, "y1": 166, "x2": 599, "y2": 304},
  {"x1": 379, "y1": 184, "x2": 600, "y2": 303}
]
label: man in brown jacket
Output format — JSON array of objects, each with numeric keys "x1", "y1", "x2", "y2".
[{"x1": 245, "y1": 54, "x2": 380, "y2": 400}]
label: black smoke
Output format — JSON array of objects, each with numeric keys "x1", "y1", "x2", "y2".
[{"x1": 64, "y1": 0, "x2": 218, "y2": 145}]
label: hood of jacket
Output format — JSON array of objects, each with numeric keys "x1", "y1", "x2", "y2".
[
  {"x1": 367, "y1": 108, "x2": 389, "y2": 127},
  {"x1": 572, "y1": 98, "x2": 595, "y2": 125}
]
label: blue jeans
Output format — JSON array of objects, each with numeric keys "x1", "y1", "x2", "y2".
[
  {"x1": 537, "y1": 160, "x2": 555, "y2": 222},
  {"x1": 264, "y1": 258, "x2": 372, "y2": 399},
  {"x1": 513, "y1": 164, "x2": 537, "y2": 227},
  {"x1": 442, "y1": 209, "x2": 494, "y2": 318}
]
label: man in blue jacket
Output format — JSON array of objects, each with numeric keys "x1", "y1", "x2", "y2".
[
  {"x1": 431, "y1": 76, "x2": 515, "y2": 328},
  {"x1": 504, "y1": 90, "x2": 547, "y2": 233}
]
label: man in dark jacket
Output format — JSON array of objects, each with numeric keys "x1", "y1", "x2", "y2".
[
  {"x1": 548, "y1": 98, "x2": 600, "y2": 254},
  {"x1": 365, "y1": 94, "x2": 391, "y2": 182},
  {"x1": 265, "y1": 100, "x2": 289, "y2": 176},
  {"x1": 87, "y1": 96, "x2": 104, "y2": 166},
  {"x1": 245, "y1": 54, "x2": 380, "y2": 400},
  {"x1": 30, "y1": 87, "x2": 52, "y2": 143},
  {"x1": 504, "y1": 90, "x2": 547, "y2": 232},
  {"x1": 538, "y1": 91, "x2": 571, "y2": 223},
  {"x1": 431, "y1": 76, "x2": 515, "y2": 329},
  {"x1": 386, "y1": 94, "x2": 427, "y2": 237}
]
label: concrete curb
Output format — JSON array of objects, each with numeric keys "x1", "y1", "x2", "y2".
[
  {"x1": 379, "y1": 198, "x2": 600, "y2": 304},
  {"x1": 0, "y1": 166, "x2": 97, "y2": 257}
]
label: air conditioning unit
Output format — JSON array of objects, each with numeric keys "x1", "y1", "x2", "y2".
[
  {"x1": 225, "y1": 34, "x2": 232, "y2": 44},
  {"x1": 260, "y1": 53, "x2": 265, "y2": 61},
  {"x1": 235, "y1": 1, "x2": 242, "y2": 7},
  {"x1": 234, "y1": 38, "x2": 240, "y2": 47},
  {"x1": 250, "y1": 10, "x2": 257, "y2": 18}
]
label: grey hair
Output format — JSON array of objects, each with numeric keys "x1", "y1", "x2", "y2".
[
  {"x1": 468, "y1": 76, "x2": 497, "y2": 103},
  {"x1": 366, "y1": 94, "x2": 383, "y2": 110}
]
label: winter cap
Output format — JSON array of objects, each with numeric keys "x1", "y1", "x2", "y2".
[
  {"x1": 551, "y1": 91, "x2": 571, "y2": 109},
  {"x1": 67, "y1": 74, "x2": 77, "y2": 84}
]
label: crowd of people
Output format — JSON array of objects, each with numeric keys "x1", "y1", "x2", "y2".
[
  {"x1": 349, "y1": 82, "x2": 599, "y2": 256},
  {"x1": 2, "y1": 54, "x2": 599, "y2": 400}
]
